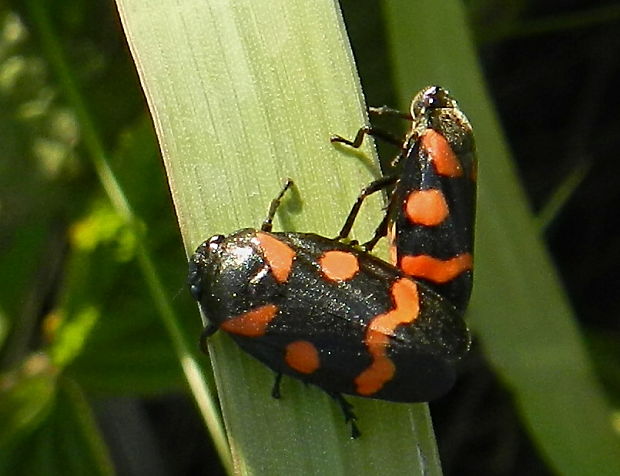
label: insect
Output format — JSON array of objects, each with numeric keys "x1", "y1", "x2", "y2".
[
  {"x1": 331, "y1": 85, "x2": 477, "y2": 314},
  {"x1": 188, "y1": 179, "x2": 470, "y2": 438}
]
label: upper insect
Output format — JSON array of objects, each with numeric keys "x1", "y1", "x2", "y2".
[{"x1": 331, "y1": 85, "x2": 477, "y2": 314}]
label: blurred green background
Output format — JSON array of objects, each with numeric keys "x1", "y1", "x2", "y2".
[{"x1": 1, "y1": 0, "x2": 619, "y2": 475}]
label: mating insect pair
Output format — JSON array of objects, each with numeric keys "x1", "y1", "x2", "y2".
[{"x1": 188, "y1": 86, "x2": 477, "y2": 437}]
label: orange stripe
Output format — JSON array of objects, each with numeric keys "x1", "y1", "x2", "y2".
[
  {"x1": 319, "y1": 250, "x2": 359, "y2": 282},
  {"x1": 285, "y1": 340, "x2": 320, "y2": 374},
  {"x1": 353, "y1": 348, "x2": 395, "y2": 396},
  {"x1": 256, "y1": 232, "x2": 295, "y2": 284},
  {"x1": 404, "y1": 189, "x2": 449, "y2": 226},
  {"x1": 400, "y1": 253, "x2": 472, "y2": 284},
  {"x1": 220, "y1": 304, "x2": 278, "y2": 337},
  {"x1": 355, "y1": 278, "x2": 420, "y2": 395},
  {"x1": 421, "y1": 129, "x2": 462, "y2": 177}
]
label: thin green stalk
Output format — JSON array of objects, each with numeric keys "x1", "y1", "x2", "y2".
[
  {"x1": 535, "y1": 162, "x2": 590, "y2": 231},
  {"x1": 25, "y1": 0, "x2": 232, "y2": 472}
]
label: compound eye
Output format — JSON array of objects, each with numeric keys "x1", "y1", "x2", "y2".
[
  {"x1": 188, "y1": 235, "x2": 227, "y2": 301},
  {"x1": 422, "y1": 86, "x2": 445, "y2": 109},
  {"x1": 411, "y1": 86, "x2": 451, "y2": 117},
  {"x1": 187, "y1": 257, "x2": 204, "y2": 300},
  {"x1": 189, "y1": 281, "x2": 202, "y2": 301}
]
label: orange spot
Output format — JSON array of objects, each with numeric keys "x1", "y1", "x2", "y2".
[
  {"x1": 355, "y1": 279, "x2": 420, "y2": 395},
  {"x1": 405, "y1": 189, "x2": 449, "y2": 226},
  {"x1": 285, "y1": 340, "x2": 320, "y2": 374},
  {"x1": 400, "y1": 253, "x2": 472, "y2": 284},
  {"x1": 220, "y1": 304, "x2": 278, "y2": 337},
  {"x1": 256, "y1": 232, "x2": 296, "y2": 284},
  {"x1": 320, "y1": 251, "x2": 359, "y2": 282},
  {"x1": 421, "y1": 129, "x2": 462, "y2": 177}
]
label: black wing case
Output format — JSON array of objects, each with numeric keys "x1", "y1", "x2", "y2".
[
  {"x1": 230, "y1": 232, "x2": 470, "y2": 402},
  {"x1": 393, "y1": 101, "x2": 477, "y2": 314}
]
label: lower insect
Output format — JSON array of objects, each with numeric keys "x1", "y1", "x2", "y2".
[{"x1": 188, "y1": 179, "x2": 470, "y2": 438}]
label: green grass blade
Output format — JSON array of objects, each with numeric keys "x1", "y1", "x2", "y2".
[
  {"x1": 116, "y1": 0, "x2": 445, "y2": 474},
  {"x1": 381, "y1": 1, "x2": 620, "y2": 474},
  {"x1": 535, "y1": 161, "x2": 590, "y2": 231}
]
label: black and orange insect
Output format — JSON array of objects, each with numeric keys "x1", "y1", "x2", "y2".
[
  {"x1": 332, "y1": 85, "x2": 477, "y2": 314},
  {"x1": 188, "y1": 179, "x2": 470, "y2": 438}
]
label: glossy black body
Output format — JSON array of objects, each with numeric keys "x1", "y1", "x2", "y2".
[{"x1": 188, "y1": 228, "x2": 470, "y2": 402}]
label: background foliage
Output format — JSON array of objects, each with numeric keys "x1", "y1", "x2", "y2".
[{"x1": 0, "y1": 0, "x2": 619, "y2": 474}]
